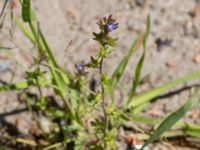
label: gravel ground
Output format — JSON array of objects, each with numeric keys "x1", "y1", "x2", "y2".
[{"x1": 1, "y1": 0, "x2": 200, "y2": 149}]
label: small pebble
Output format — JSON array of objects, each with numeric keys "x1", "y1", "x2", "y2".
[
  {"x1": 193, "y1": 54, "x2": 200, "y2": 63},
  {"x1": 15, "y1": 117, "x2": 29, "y2": 135}
]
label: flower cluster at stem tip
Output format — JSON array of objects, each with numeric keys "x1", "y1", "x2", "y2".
[
  {"x1": 107, "y1": 22, "x2": 118, "y2": 32},
  {"x1": 93, "y1": 14, "x2": 118, "y2": 47},
  {"x1": 76, "y1": 15, "x2": 118, "y2": 69},
  {"x1": 76, "y1": 64, "x2": 85, "y2": 72},
  {"x1": 97, "y1": 14, "x2": 118, "y2": 33}
]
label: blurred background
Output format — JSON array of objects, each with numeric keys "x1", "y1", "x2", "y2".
[{"x1": 0, "y1": 0, "x2": 200, "y2": 149}]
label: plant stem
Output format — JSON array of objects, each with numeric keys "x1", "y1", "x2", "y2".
[{"x1": 99, "y1": 58, "x2": 109, "y2": 149}]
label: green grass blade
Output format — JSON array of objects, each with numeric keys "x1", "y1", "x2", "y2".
[
  {"x1": 15, "y1": 19, "x2": 67, "y2": 96},
  {"x1": 133, "y1": 114, "x2": 200, "y2": 131},
  {"x1": 0, "y1": 81, "x2": 34, "y2": 91},
  {"x1": 15, "y1": 19, "x2": 35, "y2": 44},
  {"x1": 109, "y1": 33, "x2": 144, "y2": 94},
  {"x1": 130, "y1": 52, "x2": 145, "y2": 97},
  {"x1": 127, "y1": 70, "x2": 200, "y2": 108},
  {"x1": 133, "y1": 102, "x2": 150, "y2": 115},
  {"x1": 140, "y1": 91, "x2": 200, "y2": 149},
  {"x1": 44, "y1": 142, "x2": 62, "y2": 150},
  {"x1": 18, "y1": 1, "x2": 70, "y2": 102},
  {"x1": 143, "y1": 15, "x2": 150, "y2": 49},
  {"x1": 39, "y1": 29, "x2": 67, "y2": 95},
  {"x1": 129, "y1": 15, "x2": 150, "y2": 98},
  {"x1": 186, "y1": 130, "x2": 200, "y2": 138},
  {"x1": 0, "y1": 77, "x2": 49, "y2": 91},
  {"x1": 17, "y1": 9, "x2": 73, "y2": 115},
  {"x1": 22, "y1": 0, "x2": 31, "y2": 22}
]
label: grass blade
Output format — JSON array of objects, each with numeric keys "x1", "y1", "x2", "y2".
[
  {"x1": 127, "y1": 70, "x2": 200, "y2": 108},
  {"x1": 22, "y1": 0, "x2": 31, "y2": 22},
  {"x1": 110, "y1": 15, "x2": 150, "y2": 97},
  {"x1": 17, "y1": 1, "x2": 73, "y2": 113},
  {"x1": 15, "y1": 19, "x2": 35, "y2": 44},
  {"x1": 186, "y1": 130, "x2": 200, "y2": 138},
  {"x1": 109, "y1": 33, "x2": 144, "y2": 94},
  {"x1": 0, "y1": 81, "x2": 34, "y2": 91},
  {"x1": 143, "y1": 15, "x2": 150, "y2": 49},
  {"x1": 0, "y1": 77, "x2": 49, "y2": 91},
  {"x1": 140, "y1": 90, "x2": 200, "y2": 149},
  {"x1": 129, "y1": 15, "x2": 150, "y2": 98},
  {"x1": 130, "y1": 52, "x2": 145, "y2": 97}
]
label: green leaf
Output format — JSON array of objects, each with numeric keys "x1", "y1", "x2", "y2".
[
  {"x1": 143, "y1": 15, "x2": 151, "y2": 49},
  {"x1": 133, "y1": 102, "x2": 150, "y2": 115},
  {"x1": 140, "y1": 90, "x2": 200, "y2": 149},
  {"x1": 0, "y1": 80, "x2": 34, "y2": 91},
  {"x1": 16, "y1": 6, "x2": 74, "y2": 116},
  {"x1": 15, "y1": 19, "x2": 35, "y2": 43},
  {"x1": 109, "y1": 15, "x2": 150, "y2": 96},
  {"x1": 109, "y1": 33, "x2": 144, "y2": 94},
  {"x1": 129, "y1": 14, "x2": 150, "y2": 98},
  {"x1": 22, "y1": 0, "x2": 31, "y2": 22},
  {"x1": 133, "y1": 114, "x2": 200, "y2": 137},
  {"x1": 129, "y1": 52, "x2": 145, "y2": 97},
  {"x1": 186, "y1": 129, "x2": 200, "y2": 138},
  {"x1": 127, "y1": 70, "x2": 200, "y2": 108}
]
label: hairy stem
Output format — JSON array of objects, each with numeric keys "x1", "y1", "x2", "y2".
[{"x1": 100, "y1": 58, "x2": 109, "y2": 149}]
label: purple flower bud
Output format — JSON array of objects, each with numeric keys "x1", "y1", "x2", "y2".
[
  {"x1": 107, "y1": 23, "x2": 118, "y2": 32},
  {"x1": 76, "y1": 64, "x2": 84, "y2": 71}
]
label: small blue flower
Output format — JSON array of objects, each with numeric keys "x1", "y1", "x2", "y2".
[
  {"x1": 76, "y1": 64, "x2": 84, "y2": 71},
  {"x1": 107, "y1": 23, "x2": 118, "y2": 32}
]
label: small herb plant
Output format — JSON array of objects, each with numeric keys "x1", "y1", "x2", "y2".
[{"x1": 0, "y1": 0, "x2": 200, "y2": 150}]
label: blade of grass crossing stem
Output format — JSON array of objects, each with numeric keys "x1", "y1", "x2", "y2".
[
  {"x1": 15, "y1": 19, "x2": 35, "y2": 44},
  {"x1": 21, "y1": 0, "x2": 68, "y2": 98},
  {"x1": 37, "y1": 25, "x2": 74, "y2": 115},
  {"x1": 109, "y1": 33, "x2": 144, "y2": 95},
  {"x1": 17, "y1": 19, "x2": 72, "y2": 113},
  {"x1": 129, "y1": 15, "x2": 150, "y2": 97},
  {"x1": 38, "y1": 28, "x2": 68, "y2": 96},
  {"x1": 20, "y1": 1, "x2": 73, "y2": 114},
  {"x1": 126, "y1": 70, "x2": 200, "y2": 108},
  {"x1": 140, "y1": 90, "x2": 200, "y2": 149},
  {"x1": 22, "y1": 0, "x2": 31, "y2": 22}
]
